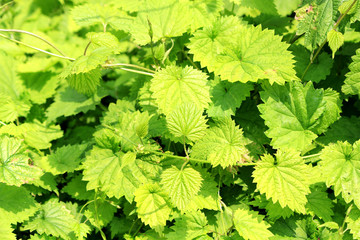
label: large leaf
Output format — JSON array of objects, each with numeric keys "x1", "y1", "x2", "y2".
[
  {"x1": 258, "y1": 81, "x2": 333, "y2": 151},
  {"x1": 0, "y1": 220, "x2": 15, "y2": 240},
  {"x1": 319, "y1": 140, "x2": 360, "y2": 209},
  {"x1": 24, "y1": 199, "x2": 77, "y2": 240},
  {"x1": 305, "y1": 187, "x2": 334, "y2": 222},
  {"x1": 130, "y1": 0, "x2": 192, "y2": 45},
  {"x1": 0, "y1": 135, "x2": 43, "y2": 186},
  {"x1": 233, "y1": 208, "x2": 273, "y2": 240},
  {"x1": 37, "y1": 144, "x2": 88, "y2": 175},
  {"x1": 166, "y1": 103, "x2": 207, "y2": 143},
  {"x1": 150, "y1": 65, "x2": 210, "y2": 115},
  {"x1": 160, "y1": 166, "x2": 203, "y2": 212},
  {"x1": 0, "y1": 183, "x2": 38, "y2": 224},
  {"x1": 343, "y1": 48, "x2": 360, "y2": 98},
  {"x1": 188, "y1": 18, "x2": 297, "y2": 84},
  {"x1": 82, "y1": 148, "x2": 145, "y2": 202},
  {"x1": 134, "y1": 183, "x2": 172, "y2": 228},
  {"x1": 191, "y1": 118, "x2": 249, "y2": 168},
  {"x1": 252, "y1": 149, "x2": 311, "y2": 213}
]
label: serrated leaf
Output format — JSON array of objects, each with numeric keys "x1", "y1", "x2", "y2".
[
  {"x1": 167, "y1": 103, "x2": 207, "y2": 144},
  {"x1": 37, "y1": 144, "x2": 87, "y2": 175},
  {"x1": 327, "y1": 30, "x2": 344, "y2": 58},
  {"x1": 259, "y1": 81, "x2": 328, "y2": 151},
  {"x1": 71, "y1": 3, "x2": 133, "y2": 31},
  {"x1": 86, "y1": 32, "x2": 120, "y2": 49},
  {"x1": 207, "y1": 78, "x2": 253, "y2": 118},
  {"x1": 130, "y1": 0, "x2": 192, "y2": 45},
  {"x1": 305, "y1": 187, "x2": 334, "y2": 222},
  {"x1": 24, "y1": 199, "x2": 77, "y2": 240},
  {"x1": 150, "y1": 65, "x2": 210, "y2": 115},
  {"x1": 345, "y1": 206, "x2": 360, "y2": 240},
  {"x1": 160, "y1": 166, "x2": 203, "y2": 212},
  {"x1": 233, "y1": 208, "x2": 273, "y2": 240},
  {"x1": 82, "y1": 149, "x2": 139, "y2": 201},
  {"x1": 253, "y1": 149, "x2": 311, "y2": 213},
  {"x1": 251, "y1": 195, "x2": 293, "y2": 221},
  {"x1": 189, "y1": 18, "x2": 297, "y2": 84},
  {"x1": 291, "y1": 44, "x2": 333, "y2": 83},
  {"x1": 240, "y1": 0, "x2": 278, "y2": 15},
  {"x1": 0, "y1": 221, "x2": 15, "y2": 240},
  {"x1": 84, "y1": 199, "x2": 117, "y2": 228},
  {"x1": 192, "y1": 118, "x2": 249, "y2": 168},
  {"x1": 0, "y1": 183, "x2": 38, "y2": 224},
  {"x1": 62, "y1": 174, "x2": 95, "y2": 201},
  {"x1": 46, "y1": 86, "x2": 106, "y2": 122},
  {"x1": 0, "y1": 135, "x2": 43, "y2": 186},
  {"x1": 166, "y1": 211, "x2": 209, "y2": 240},
  {"x1": 343, "y1": 48, "x2": 360, "y2": 97},
  {"x1": 134, "y1": 183, "x2": 172, "y2": 228},
  {"x1": 319, "y1": 140, "x2": 360, "y2": 209},
  {"x1": 187, "y1": 0, "x2": 224, "y2": 31}
]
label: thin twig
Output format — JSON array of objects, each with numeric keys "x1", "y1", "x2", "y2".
[
  {"x1": 84, "y1": 41, "x2": 92, "y2": 56},
  {"x1": 115, "y1": 67, "x2": 154, "y2": 76},
  {"x1": 103, "y1": 63, "x2": 155, "y2": 73},
  {"x1": 0, "y1": 33, "x2": 75, "y2": 61},
  {"x1": 0, "y1": 28, "x2": 67, "y2": 56}
]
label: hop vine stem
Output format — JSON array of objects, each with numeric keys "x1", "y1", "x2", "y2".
[{"x1": 301, "y1": 0, "x2": 358, "y2": 80}]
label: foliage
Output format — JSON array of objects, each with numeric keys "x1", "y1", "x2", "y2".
[{"x1": 0, "y1": 0, "x2": 359, "y2": 239}]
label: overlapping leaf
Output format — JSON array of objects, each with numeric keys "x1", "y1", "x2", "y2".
[
  {"x1": 343, "y1": 48, "x2": 360, "y2": 98},
  {"x1": 233, "y1": 208, "x2": 273, "y2": 240},
  {"x1": 150, "y1": 65, "x2": 210, "y2": 115},
  {"x1": 160, "y1": 166, "x2": 203, "y2": 212},
  {"x1": 253, "y1": 149, "x2": 311, "y2": 213},
  {"x1": 259, "y1": 81, "x2": 341, "y2": 151},
  {"x1": 0, "y1": 135, "x2": 43, "y2": 186},
  {"x1": 191, "y1": 118, "x2": 249, "y2": 168},
  {"x1": 167, "y1": 103, "x2": 207, "y2": 143},
  {"x1": 319, "y1": 140, "x2": 360, "y2": 208},
  {"x1": 134, "y1": 183, "x2": 172, "y2": 228}
]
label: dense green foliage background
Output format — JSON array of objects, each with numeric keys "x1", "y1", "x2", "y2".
[{"x1": 1, "y1": 0, "x2": 360, "y2": 239}]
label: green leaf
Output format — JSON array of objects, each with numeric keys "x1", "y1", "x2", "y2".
[
  {"x1": 160, "y1": 166, "x2": 203, "y2": 212},
  {"x1": 86, "y1": 32, "x2": 121, "y2": 49},
  {"x1": 150, "y1": 65, "x2": 210, "y2": 115},
  {"x1": 240, "y1": 0, "x2": 278, "y2": 15},
  {"x1": 130, "y1": 0, "x2": 192, "y2": 45},
  {"x1": 233, "y1": 208, "x2": 273, "y2": 240},
  {"x1": 84, "y1": 199, "x2": 117, "y2": 228},
  {"x1": 319, "y1": 140, "x2": 360, "y2": 209},
  {"x1": 251, "y1": 195, "x2": 293, "y2": 221},
  {"x1": 191, "y1": 118, "x2": 249, "y2": 168},
  {"x1": 189, "y1": 18, "x2": 297, "y2": 84},
  {"x1": 60, "y1": 47, "x2": 113, "y2": 95},
  {"x1": 207, "y1": 78, "x2": 253, "y2": 118},
  {"x1": 0, "y1": 135, "x2": 43, "y2": 186},
  {"x1": 252, "y1": 149, "x2": 311, "y2": 213},
  {"x1": 305, "y1": 187, "x2": 334, "y2": 222},
  {"x1": 342, "y1": 48, "x2": 360, "y2": 98},
  {"x1": 71, "y1": 3, "x2": 133, "y2": 31},
  {"x1": 0, "y1": 183, "x2": 38, "y2": 224},
  {"x1": 345, "y1": 205, "x2": 360, "y2": 240},
  {"x1": 187, "y1": 0, "x2": 224, "y2": 31},
  {"x1": 24, "y1": 199, "x2": 77, "y2": 240},
  {"x1": 167, "y1": 103, "x2": 207, "y2": 144},
  {"x1": 37, "y1": 144, "x2": 87, "y2": 175},
  {"x1": 62, "y1": 174, "x2": 95, "y2": 201},
  {"x1": 46, "y1": 86, "x2": 106, "y2": 122},
  {"x1": 166, "y1": 211, "x2": 209, "y2": 239},
  {"x1": 258, "y1": 81, "x2": 327, "y2": 151},
  {"x1": 291, "y1": 44, "x2": 333, "y2": 83},
  {"x1": 0, "y1": 221, "x2": 15, "y2": 240},
  {"x1": 296, "y1": 0, "x2": 339, "y2": 50},
  {"x1": 134, "y1": 183, "x2": 172, "y2": 228},
  {"x1": 327, "y1": 30, "x2": 344, "y2": 58},
  {"x1": 82, "y1": 149, "x2": 139, "y2": 201}
]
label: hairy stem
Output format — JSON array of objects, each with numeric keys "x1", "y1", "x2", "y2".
[
  {"x1": 301, "y1": 0, "x2": 358, "y2": 80},
  {"x1": 0, "y1": 28, "x2": 68, "y2": 56}
]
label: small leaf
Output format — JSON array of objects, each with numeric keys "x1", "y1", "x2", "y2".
[
  {"x1": 233, "y1": 208, "x2": 273, "y2": 240},
  {"x1": 345, "y1": 205, "x2": 360, "y2": 239},
  {"x1": 191, "y1": 118, "x2": 249, "y2": 168},
  {"x1": 160, "y1": 166, "x2": 203, "y2": 212},
  {"x1": 252, "y1": 149, "x2": 311, "y2": 213},
  {"x1": 342, "y1": 48, "x2": 360, "y2": 98},
  {"x1": 167, "y1": 103, "x2": 207, "y2": 143},
  {"x1": 134, "y1": 183, "x2": 172, "y2": 228},
  {"x1": 327, "y1": 30, "x2": 344, "y2": 58},
  {"x1": 0, "y1": 135, "x2": 43, "y2": 186},
  {"x1": 305, "y1": 187, "x2": 334, "y2": 222},
  {"x1": 150, "y1": 65, "x2": 210, "y2": 115},
  {"x1": 319, "y1": 140, "x2": 360, "y2": 209}
]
